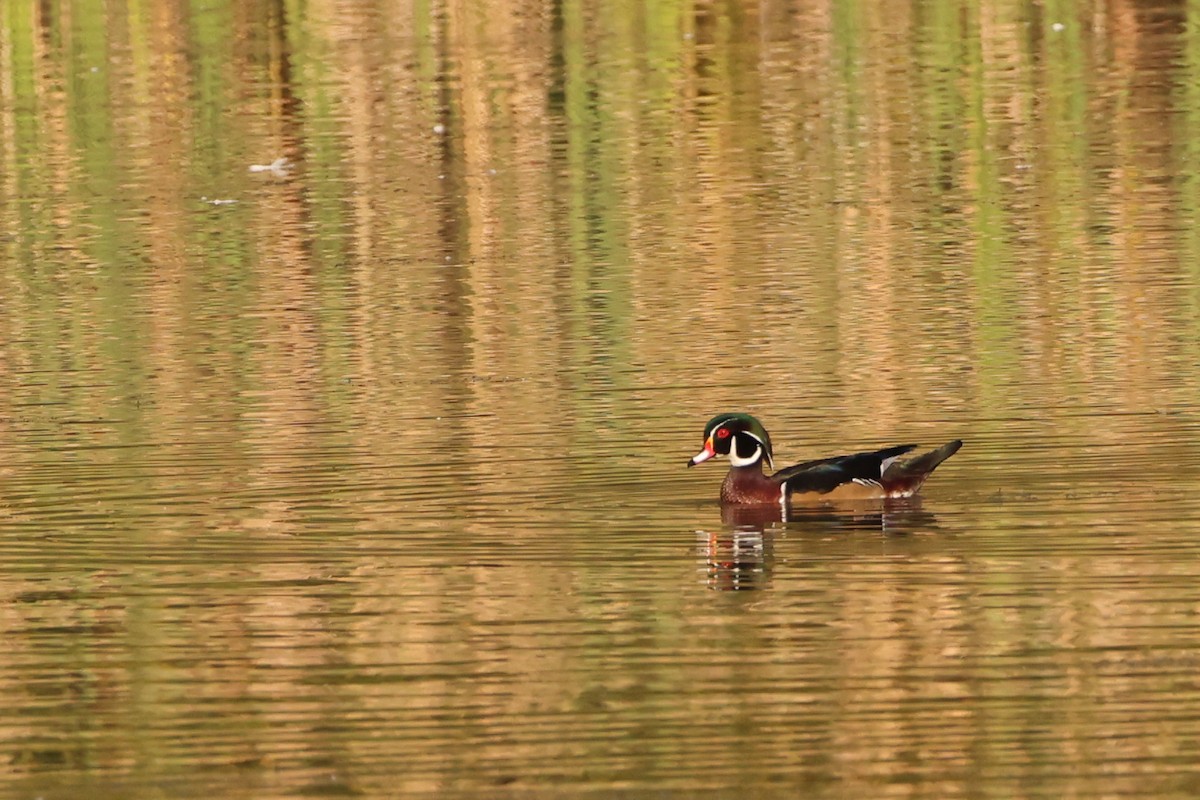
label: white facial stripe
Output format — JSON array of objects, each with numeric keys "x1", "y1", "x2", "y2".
[
  {"x1": 740, "y1": 431, "x2": 773, "y2": 470},
  {"x1": 727, "y1": 434, "x2": 762, "y2": 468}
]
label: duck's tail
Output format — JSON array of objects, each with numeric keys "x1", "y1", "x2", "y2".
[{"x1": 881, "y1": 440, "x2": 963, "y2": 497}]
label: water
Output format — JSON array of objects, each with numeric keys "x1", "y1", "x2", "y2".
[{"x1": 4, "y1": 0, "x2": 1200, "y2": 796}]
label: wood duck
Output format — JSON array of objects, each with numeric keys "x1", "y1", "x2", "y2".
[{"x1": 688, "y1": 413, "x2": 962, "y2": 505}]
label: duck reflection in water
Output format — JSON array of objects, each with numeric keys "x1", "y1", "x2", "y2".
[
  {"x1": 701, "y1": 526, "x2": 775, "y2": 591},
  {"x1": 700, "y1": 500, "x2": 942, "y2": 591}
]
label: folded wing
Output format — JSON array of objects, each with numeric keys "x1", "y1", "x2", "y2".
[{"x1": 775, "y1": 444, "x2": 918, "y2": 495}]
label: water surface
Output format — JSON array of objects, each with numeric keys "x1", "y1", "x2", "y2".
[{"x1": 4, "y1": 0, "x2": 1200, "y2": 797}]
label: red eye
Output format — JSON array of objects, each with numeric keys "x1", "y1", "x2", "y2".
[{"x1": 716, "y1": 428, "x2": 731, "y2": 439}]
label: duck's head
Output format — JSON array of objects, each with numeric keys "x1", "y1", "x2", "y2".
[{"x1": 687, "y1": 413, "x2": 775, "y2": 470}]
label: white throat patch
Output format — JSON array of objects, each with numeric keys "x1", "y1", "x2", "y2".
[{"x1": 728, "y1": 432, "x2": 769, "y2": 468}]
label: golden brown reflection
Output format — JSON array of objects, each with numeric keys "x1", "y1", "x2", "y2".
[{"x1": 3, "y1": 0, "x2": 1200, "y2": 796}]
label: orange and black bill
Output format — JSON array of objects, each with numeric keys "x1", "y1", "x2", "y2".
[{"x1": 688, "y1": 437, "x2": 716, "y2": 467}]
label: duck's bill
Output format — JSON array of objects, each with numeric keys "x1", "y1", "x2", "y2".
[{"x1": 687, "y1": 439, "x2": 716, "y2": 467}]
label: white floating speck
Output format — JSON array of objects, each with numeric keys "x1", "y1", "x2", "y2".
[{"x1": 248, "y1": 157, "x2": 292, "y2": 175}]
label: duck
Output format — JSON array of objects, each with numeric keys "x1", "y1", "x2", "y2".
[{"x1": 688, "y1": 412, "x2": 962, "y2": 505}]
